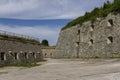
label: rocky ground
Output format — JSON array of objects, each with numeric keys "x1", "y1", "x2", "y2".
[{"x1": 0, "y1": 58, "x2": 120, "y2": 80}]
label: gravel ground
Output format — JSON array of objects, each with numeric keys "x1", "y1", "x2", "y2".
[{"x1": 0, "y1": 58, "x2": 120, "y2": 80}]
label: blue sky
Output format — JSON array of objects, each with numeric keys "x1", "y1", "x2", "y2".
[{"x1": 0, "y1": 0, "x2": 113, "y2": 45}]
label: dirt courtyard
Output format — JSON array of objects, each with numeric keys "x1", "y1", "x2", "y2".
[{"x1": 0, "y1": 58, "x2": 120, "y2": 80}]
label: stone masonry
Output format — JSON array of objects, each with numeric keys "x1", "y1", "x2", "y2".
[
  {"x1": 54, "y1": 13, "x2": 120, "y2": 58},
  {"x1": 42, "y1": 46, "x2": 55, "y2": 58},
  {"x1": 0, "y1": 36, "x2": 43, "y2": 66}
]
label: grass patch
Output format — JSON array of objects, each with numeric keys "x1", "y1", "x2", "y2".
[
  {"x1": 94, "y1": 56, "x2": 101, "y2": 59},
  {"x1": 62, "y1": 0, "x2": 120, "y2": 30},
  {"x1": 10, "y1": 62, "x2": 41, "y2": 68},
  {"x1": 0, "y1": 34, "x2": 40, "y2": 44}
]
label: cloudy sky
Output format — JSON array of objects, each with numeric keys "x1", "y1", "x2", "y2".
[{"x1": 0, "y1": 0, "x2": 113, "y2": 45}]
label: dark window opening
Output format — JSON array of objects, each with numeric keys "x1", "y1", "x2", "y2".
[
  {"x1": 14, "y1": 53, "x2": 18, "y2": 60},
  {"x1": 89, "y1": 39, "x2": 94, "y2": 45},
  {"x1": 0, "y1": 52, "x2": 5, "y2": 61},
  {"x1": 45, "y1": 53, "x2": 47, "y2": 56},
  {"x1": 90, "y1": 39, "x2": 93, "y2": 44},
  {"x1": 76, "y1": 42, "x2": 79, "y2": 45},
  {"x1": 107, "y1": 36, "x2": 113, "y2": 44},
  {"x1": 25, "y1": 53, "x2": 28, "y2": 59},
  {"x1": 77, "y1": 42, "x2": 79, "y2": 45},
  {"x1": 90, "y1": 24, "x2": 94, "y2": 31},
  {"x1": 33, "y1": 52, "x2": 36, "y2": 58},
  {"x1": 108, "y1": 19, "x2": 114, "y2": 26},
  {"x1": 77, "y1": 30, "x2": 80, "y2": 34},
  {"x1": 91, "y1": 24, "x2": 94, "y2": 29},
  {"x1": 76, "y1": 42, "x2": 79, "y2": 47}
]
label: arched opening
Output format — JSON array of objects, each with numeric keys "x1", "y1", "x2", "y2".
[
  {"x1": 0, "y1": 52, "x2": 6, "y2": 61},
  {"x1": 107, "y1": 36, "x2": 113, "y2": 44},
  {"x1": 25, "y1": 53, "x2": 28, "y2": 59},
  {"x1": 33, "y1": 52, "x2": 36, "y2": 58}
]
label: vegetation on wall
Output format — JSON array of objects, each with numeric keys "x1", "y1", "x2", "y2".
[
  {"x1": 62, "y1": 0, "x2": 120, "y2": 30},
  {"x1": 10, "y1": 62, "x2": 40, "y2": 68},
  {"x1": 0, "y1": 34, "x2": 40, "y2": 44}
]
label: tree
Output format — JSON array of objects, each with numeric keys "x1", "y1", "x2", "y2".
[
  {"x1": 41, "y1": 39, "x2": 49, "y2": 46},
  {"x1": 113, "y1": 0, "x2": 120, "y2": 12}
]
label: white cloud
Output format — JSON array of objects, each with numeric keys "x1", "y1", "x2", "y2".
[
  {"x1": 0, "y1": 24, "x2": 60, "y2": 45},
  {"x1": 0, "y1": 0, "x2": 114, "y2": 45},
  {"x1": 0, "y1": 0, "x2": 113, "y2": 19}
]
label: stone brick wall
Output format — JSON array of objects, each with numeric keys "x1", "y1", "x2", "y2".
[
  {"x1": 54, "y1": 13, "x2": 120, "y2": 58},
  {"x1": 0, "y1": 37, "x2": 43, "y2": 66},
  {"x1": 42, "y1": 46, "x2": 55, "y2": 58}
]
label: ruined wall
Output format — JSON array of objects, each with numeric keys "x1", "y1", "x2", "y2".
[
  {"x1": 0, "y1": 37, "x2": 43, "y2": 66},
  {"x1": 54, "y1": 13, "x2": 120, "y2": 58},
  {"x1": 42, "y1": 46, "x2": 55, "y2": 58}
]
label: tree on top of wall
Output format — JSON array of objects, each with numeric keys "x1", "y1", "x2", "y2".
[{"x1": 41, "y1": 39, "x2": 49, "y2": 46}]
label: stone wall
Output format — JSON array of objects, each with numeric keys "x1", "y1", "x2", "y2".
[
  {"x1": 0, "y1": 37, "x2": 43, "y2": 66},
  {"x1": 54, "y1": 13, "x2": 120, "y2": 58},
  {"x1": 42, "y1": 46, "x2": 55, "y2": 58}
]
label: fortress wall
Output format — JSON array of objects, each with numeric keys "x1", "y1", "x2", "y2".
[
  {"x1": 54, "y1": 25, "x2": 79, "y2": 58},
  {"x1": 42, "y1": 47, "x2": 55, "y2": 58},
  {"x1": 54, "y1": 13, "x2": 120, "y2": 58},
  {"x1": 0, "y1": 38, "x2": 43, "y2": 66}
]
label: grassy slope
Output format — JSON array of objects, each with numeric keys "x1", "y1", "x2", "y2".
[
  {"x1": 62, "y1": 0, "x2": 120, "y2": 30},
  {"x1": 0, "y1": 34, "x2": 40, "y2": 44}
]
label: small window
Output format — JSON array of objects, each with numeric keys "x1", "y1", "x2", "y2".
[
  {"x1": 0, "y1": 52, "x2": 6, "y2": 61},
  {"x1": 76, "y1": 42, "x2": 79, "y2": 47},
  {"x1": 25, "y1": 53, "x2": 28, "y2": 59},
  {"x1": 77, "y1": 30, "x2": 80, "y2": 34},
  {"x1": 107, "y1": 36, "x2": 113, "y2": 44},
  {"x1": 108, "y1": 19, "x2": 113, "y2": 26},
  {"x1": 45, "y1": 53, "x2": 47, "y2": 57},
  {"x1": 89, "y1": 39, "x2": 94, "y2": 45},
  {"x1": 14, "y1": 53, "x2": 18, "y2": 60},
  {"x1": 33, "y1": 52, "x2": 36, "y2": 58},
  {"x1": 90, "y1": 24, "x2": 94, "y2": 31}
]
